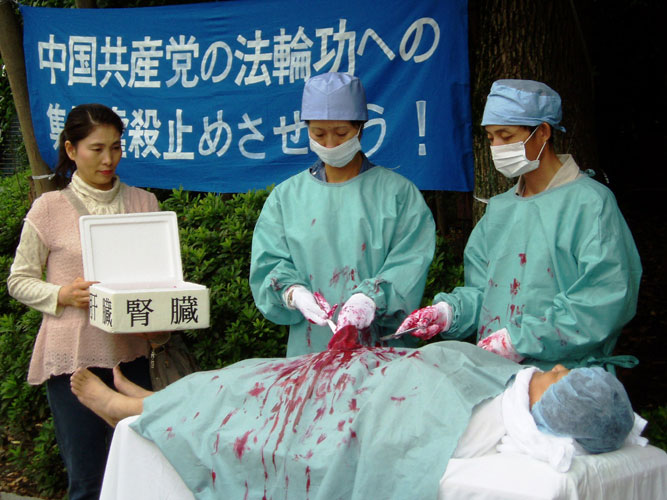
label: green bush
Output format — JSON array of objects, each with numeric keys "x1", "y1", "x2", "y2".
[
  {"x1": 0, "y1": 171, "x2": 31, "y2": 257},
  {"x1": 422, "y1": 234, "x2": 464, "y2": 306},
  {"x1": 161, "y1": 188, "x2": 288, "y2": 369},
  {"x1": 641, "y1": 406, "x2": 667, "y2": 453}
]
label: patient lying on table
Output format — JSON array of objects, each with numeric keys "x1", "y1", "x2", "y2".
[{"x1": 71, "y1": 338, "x2": 642, "y2": 500}]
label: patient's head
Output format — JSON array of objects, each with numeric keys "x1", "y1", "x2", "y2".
[{"x1": 531, "y1": 366, "x2": 634, "y2": 453}]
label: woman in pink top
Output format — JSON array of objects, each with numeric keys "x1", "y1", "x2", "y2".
[{"x1": 8, "y1": 104, "x2": 158, "y2": 500}]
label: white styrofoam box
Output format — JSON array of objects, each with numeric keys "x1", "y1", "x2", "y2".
[{"x1": 79, "y1": 211, "x2": 209, "y2": 333}]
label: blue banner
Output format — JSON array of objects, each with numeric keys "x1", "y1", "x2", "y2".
[{"x1": 20, "y1": 1, "x2": 472, "y2": 192}]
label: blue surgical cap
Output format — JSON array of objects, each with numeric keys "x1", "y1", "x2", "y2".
[
  {"x1": 481, "y1": 79, "x2": 566, "y2": 132},
  {"x1": 531, "y1": 367, "x2": 634, "y2": 454},
  {"x1": 301, "y1": 72, "x2": 368, "y2": 121}
]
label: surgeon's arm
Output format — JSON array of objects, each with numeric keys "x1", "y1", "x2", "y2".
[
  {"x1": 351, "y1": 184, "x2": 436, "y2": 329},
  {"x1": 508, "y1": 200, "x2": 641, "y2": 363},
  {"x1": 249, "y1": 190, "x2": 309, "y2": 325},
  {"x1": 433, "y1": 217, "x2": 489, "y2": 340}
]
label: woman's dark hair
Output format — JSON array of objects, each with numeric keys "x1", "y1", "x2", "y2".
[{"x1": 54, "y1": 103, "x2": 124, "y2": 189}]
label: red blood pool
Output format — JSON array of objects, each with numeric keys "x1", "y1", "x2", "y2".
[{"x1": 326, "y1": 325, "x2": 360, "y2": 350}]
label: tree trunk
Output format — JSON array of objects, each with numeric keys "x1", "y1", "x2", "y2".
[
  {"x1": 75, "y1": 0, "x2": 97, "y2": 8},
  {"x1": 468, "y1": 0, "x2": 598, "y2": 222},
  {"x1": 0, "y1": 0, "x2": 56, "y2": 197}
]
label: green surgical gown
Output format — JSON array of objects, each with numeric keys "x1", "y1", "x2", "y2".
[
  {"x1": 436, "y1": 174, "x2": 641, "y2": 370},
  {"x1": 250, "y1": 165, "x2": 435, "y2": 356}
]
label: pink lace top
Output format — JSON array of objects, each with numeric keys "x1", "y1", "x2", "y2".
[{"x1": 8, "y1": 177, "x2": 158, "y2": 384}]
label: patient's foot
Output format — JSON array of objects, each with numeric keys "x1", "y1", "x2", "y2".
[
  {"x1": 113, "y1": 365, "x2": 154, "y2": 398},
  {"x1": 71, "y1": 368, "x2": 143, "y2": 427}
]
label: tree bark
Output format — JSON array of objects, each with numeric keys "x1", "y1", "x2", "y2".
[
  {"x1": 75, "y1": 0, "x2": 97, "y2": 8},
  {"x1": 0, "y1": 0, "x2": 56, "y2": 197},
  {"x1": 468, "y1": 0, "x2": 598, "y2": 222}
]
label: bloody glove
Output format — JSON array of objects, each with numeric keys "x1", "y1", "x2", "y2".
[
  {"x1": 285, "y1": 285, "x2": 332, "y2": 326},
  {"x1": 396, "y1": 302, "x2": 452, "y2": 340},
  {"x1": 336, "y1": 293, "x2": 376, "y2": 331},
  {"x1": 478, "y1": 328, "x2": 524, "y2": 363}
]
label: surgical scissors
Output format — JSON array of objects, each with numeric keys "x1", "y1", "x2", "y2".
[{"x1": 379, "y1": 326, "x2": 420, "y2": 341}]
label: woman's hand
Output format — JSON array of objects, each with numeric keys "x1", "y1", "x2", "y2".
[{"x1": 57, "y1": 277, "x2": 98, "y2": 309}]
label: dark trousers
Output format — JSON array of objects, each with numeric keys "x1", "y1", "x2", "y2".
[{"x1": 46, "y1": 357, "x2": 151, "y2": 500}]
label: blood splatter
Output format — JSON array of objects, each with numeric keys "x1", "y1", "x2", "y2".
[
  {"x1": 519, "y1": 253, "x2": 526, "y2": 265},
  {"x1": 249, "y1": 382, "x2": 265, "y2": 397},
  {"x1": 220, "y1": 408, "x2": 238, "y2": 427},
  {"x1": 361, "y1": 243, "x2": 366, "y2": 252},
  {"x1": 212, "y1": 433, "x2": 220, "y2": 454},
  {"x1": 391, "y1": 396, "x2": 406, "y2": 404},
  {"x1": 510, "y1": 278, "x2": 520, "y2": 296},
  {"x1": 234, "y1": 430, "x2": 253, "y2": 460},
  {"x1": 327, "y1": 325, "x2": 360, "y2": 350},
  {"x1": 220, "y1": 341, "x2": 416, "y2": 496},
  {"x1": 330, "y1": 268, "x2": 343, "y2": 286},
  {"x1": 478, "y1": 315, "x2": 501, "y2": 337},
  {"x1": 211, "y1": 470, "x2": 216, "y2": 485},
  {"x1": 311, "y1": 218, "x2": 316, "y2": 226},
  {"x1": 313, "y1": 292, "x2": 338, "y2": 319},
  {"x1": 329, "y1": 266, "x2": 353, "y2": 287},
  {"x1": 306, "y1": 465, "x2": 311, "y2": 494},
  {"x1": 270, "y1": 277, "x2": 282, "y2": 291}
]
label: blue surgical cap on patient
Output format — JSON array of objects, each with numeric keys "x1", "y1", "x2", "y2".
[
  {"x1": 481, "y1": 79, "x2": 566, "y2": 132},
  {"x1": 531, "y1": 367, "x2": 634, "y2": 454},
  {"x1": 301, "y1": 73, "x2": 368, "y2": 121}
]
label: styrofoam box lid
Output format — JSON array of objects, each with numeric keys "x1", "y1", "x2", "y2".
[{"x1": 79, "y1": 211, "x2": 183, "y2": 284}]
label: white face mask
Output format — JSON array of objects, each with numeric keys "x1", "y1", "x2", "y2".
[
  {"x1": 490, "y1": 127, "x2": 547, "y2": 178},
  {"x1": 309, "y1": 128, "x2": 362, "y2": 168}
]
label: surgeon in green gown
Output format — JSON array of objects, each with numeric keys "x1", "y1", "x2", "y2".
[
  {"x1": 396, "y1": 79, "x2": 642, "y2": 371},
  {"x1": 250, "y1": 72, "x2": 436, "y2": 356}
]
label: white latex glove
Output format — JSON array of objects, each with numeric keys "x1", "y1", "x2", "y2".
[
  {"x1": 478, "y1": 328, "x2": 524, "y2": 363},
  {"x1": 396, "y1": 301, "x2": 452, "y2": 339},
  {"x1": 336, "y1": 293, "x2": 376, "y2": 331},
  {"x1": 284, "y1": 285, "x2": 330, "y2": 326}
]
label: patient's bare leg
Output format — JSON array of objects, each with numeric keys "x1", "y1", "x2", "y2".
[
  {"x1": 71, "y1": 368, "x2": 144, "y2": 427},
  {"x1": 113, "y1": 365, "x2": 154, "y2": 398}
]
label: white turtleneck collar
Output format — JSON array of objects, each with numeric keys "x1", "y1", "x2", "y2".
[{"x1": 69, "y1": 171, "x2": 124, "y2": 215}]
